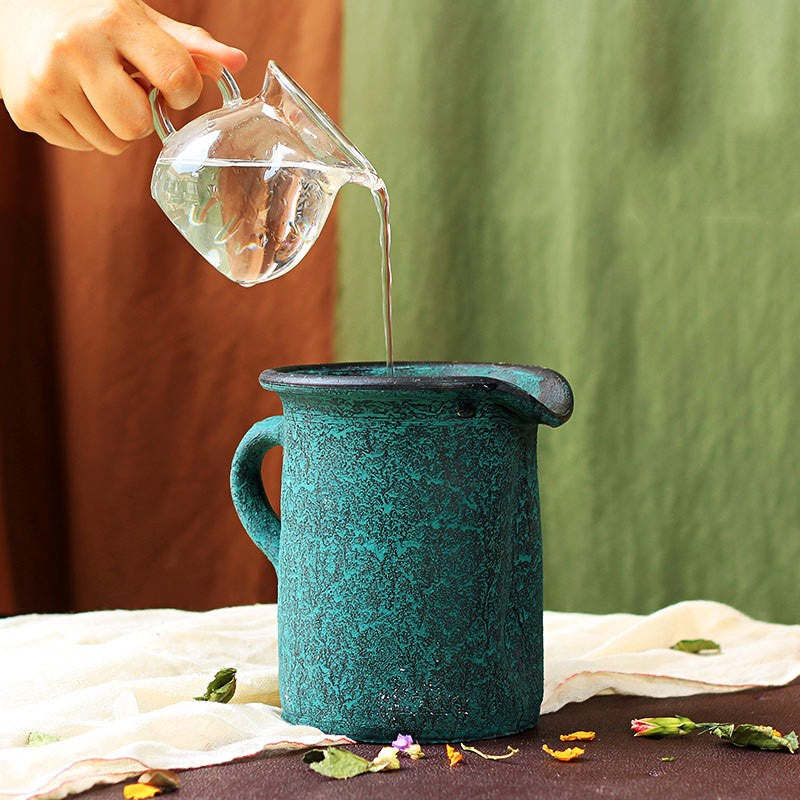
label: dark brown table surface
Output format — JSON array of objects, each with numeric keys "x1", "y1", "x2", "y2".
[{"x1": 81, "y1": 679, "x2": 800, "y2": 800}]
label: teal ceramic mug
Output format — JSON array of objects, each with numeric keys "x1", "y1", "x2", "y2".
[{"x1": 230, "y1": 362, "x2": 572, "y2": 742}]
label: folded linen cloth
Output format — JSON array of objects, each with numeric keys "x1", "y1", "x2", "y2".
[{"x1": 0, "y1": 600, "x2": 797, "y2": 800}]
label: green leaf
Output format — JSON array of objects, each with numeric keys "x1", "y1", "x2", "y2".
[
  {"x1": 710, "y1": 724, "x2": 797, "y2": 753},
  {"x1": 26, "y1": 731, "x2": 60, "y2": 746},
  {"x1": 195, "y1": 667, "x2": 237, "y2": 703},
  {"x1": 670, "y1": 639, "x2": 721, "y2": 654},
  {"x1": 304, "y1": 747, "x2": 374, "y2": 779}
]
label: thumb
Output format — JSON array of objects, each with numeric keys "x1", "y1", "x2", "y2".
[{"x1": 143, "y1": 8, "x2": 248, "y2": 73}]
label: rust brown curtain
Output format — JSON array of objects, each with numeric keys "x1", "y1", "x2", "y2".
[{"x1": 0, "y1": 0, "x2": 341, "y2": 614}]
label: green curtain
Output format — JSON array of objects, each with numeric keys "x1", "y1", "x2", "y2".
[{"x1": 338, "y1": 0, "x2": 800, "y2": 623}]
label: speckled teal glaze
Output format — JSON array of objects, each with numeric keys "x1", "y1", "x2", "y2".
[{"x1": 230, "y1": 362, "x2": 572, "y2": 742}]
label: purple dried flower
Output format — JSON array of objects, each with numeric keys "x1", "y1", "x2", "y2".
[{"x1": 392, "y1": 733, "x2": 415, "y2": 750}]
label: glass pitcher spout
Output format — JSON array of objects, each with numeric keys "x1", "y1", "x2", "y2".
[{"x1": 260, "y1": 61, "x2": 378, "y2": 179}]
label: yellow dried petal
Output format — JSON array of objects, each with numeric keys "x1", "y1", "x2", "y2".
[
  {"x1": 542, "y1": 744, "x2": 585, "y2": 761},
  {"x1": 446, "y1": 744, "x2": 463, "y2": 767},
  {"x1": 772, "y1": 728, "x2": 782, "y2": 738},
  {"x1": 123, "y1": 785, "x2": 162, "y2": 799},
  {"x1": 560, "y1": 731, "x2": 596, "y2": 742}
]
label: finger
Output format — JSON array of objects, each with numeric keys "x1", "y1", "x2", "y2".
[
  {"x1": 113, "y1": 18, "x2": 202, "y2": 110},
  {"x1": 80, "y1": 59, "x2": 153, "y2": 142},
  {"x1": 5, "y1": 98, "x2": 95, "y2": 151},
  {"x1": 142, "y1": 8, "x2": 247, "y2": 73},
  {"x1": 41, "y1": 117, "x2": 96, "y2": 152},
  {"x1": 60, "y1": 88, "x2": 131, "y2": 155}
]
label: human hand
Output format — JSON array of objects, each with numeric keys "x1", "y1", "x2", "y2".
[{"x1": 0, "y1": 0, "x2": 247, "y2": 154}]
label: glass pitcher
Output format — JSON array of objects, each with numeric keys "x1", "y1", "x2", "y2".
[{"x1": 149, "y1": 57, "x2": 379, "y2": 286}]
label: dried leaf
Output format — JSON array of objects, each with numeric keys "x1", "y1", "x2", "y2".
[
  {"x1": 542, "y1": 744, "x2": 584, "y2": 761},
  {"x1": 660, "y1": 756, "x2": 676, "y2": 762},
  {"x1": 709, "y1": 724, "x2": 798, "y2": 753},
  {"x1": 460, "y1": 743, "x2": 519, "y2": 760},
  {"x1": 26, "y1": 731, "x2": 60, "y2": 746},
  {"x1": 670, "y1": 639, "x2": 721, "y2": 654},
  {"x1": 138, "y1": 770, "x2": 180, "y2": 790},
  {"x1": 303, "y1": 747, "x2": 373, "y2": 779},
  {"x1": 195, "y1": 667, "x2": 236, "y2": 703},
  {"x1": 560, "y1": 731, "x2": 596, "y2": 742},
  {"x1": 446, "y1": 744, "x2": 463, "y2": 766},
  {"x1": 123, "y1": 786, "x2": 162, "y2": 799}
]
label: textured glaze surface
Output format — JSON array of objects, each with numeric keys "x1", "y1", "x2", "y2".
[{"x1": 231, "y1": 363, "x2": 572, "y2": 742}]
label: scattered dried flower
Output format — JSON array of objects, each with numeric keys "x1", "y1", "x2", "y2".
[
  {"x1": 391, "y1": 734, "x2": 425, "y2": 759},
  {"x1": 631, "y1": 716, "x2": 697, "y2": 737},
  {"x1": 632, "y1": 715, "x2": 798, "y2": 754},
  {"x1": 392, "y1": 734, "x2": 414, "y2": 750},
  {"x1": 138, "y1": 771, "x2": 180, "y2": 791},
  {"x1": 460, "y1": 743, "x2": 519, "y2": 760},
  {"x1": 542, "y1": 744, "x2": 584, "y2": 761},
  {"x1": 560, "y1": 731, "x2": 596, "y2": 742},
  {"x1": 369, "y1": 747, "x2": 400, "y2": 772},
  {"x1": 446, "y1": 744, "x2": 463, "y2": 767},
  {"x1": 122, "y1": 786, "x2": 161, "y2": 799}
]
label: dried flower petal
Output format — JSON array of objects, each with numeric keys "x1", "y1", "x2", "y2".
[
  {"x1": 392, "y1": 734, "x2": 414, "y2": 750},
  {"x1": 138, "y1": 770, "x2": 180, "y2": 790},
  {"x1": 123, "y1": 786, "x2": 162, "y2": 799},
  {"x1": 560, "y1": 731, "x2": 596, "y2": 742},
  {"x1": 460, "y1": 743, "x2": 519, "y2": 760},
  {"x1": 446, "y1": 744, "x2": 463, "y2": 766},
  {"x1": 369, "y1": 747, "x2": 400, "y2": 772},
  {"x1": 406, "y1": 743, "x2": 425, "y2": 759},
  {"x1": 390, "y1": 734, "x2": 424, "y2": 758},
  {"x1": 542, "y1": 744, "x2": 585, "y2": 761}
]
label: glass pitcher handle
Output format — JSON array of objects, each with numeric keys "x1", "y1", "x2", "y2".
[{"x1": 149, "y1": 54, "x2": 242, "y2": 142}]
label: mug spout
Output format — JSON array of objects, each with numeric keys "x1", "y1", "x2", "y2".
[{"x1": 467, "y1": 364, "x2": 573, "y2": 427}]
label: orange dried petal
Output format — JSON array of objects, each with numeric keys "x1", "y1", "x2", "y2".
[
  {"x1": 123, "y1": 785, "x2": 162, "y2": 799},
  {"x1": 542, "y1": 744, "x2": 585, "y2": 761},
  {"x1": 446, "y1": 744, "x2": 463, "y2": 767},
  {"x1": 560, "y1": 731, "x2": 596, "y2": 742},
  {"x1": 772, "y1": 728, "x2": 783, "y2": 738}
]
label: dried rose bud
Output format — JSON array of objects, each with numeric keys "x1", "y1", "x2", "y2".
[{"x1": 631, "y1": 716, "x2": 697, "y2": 737}]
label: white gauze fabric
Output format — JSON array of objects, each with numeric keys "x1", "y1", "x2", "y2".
[{"x1": 0, "y1": 600, "x2": 798, "y2": 800}]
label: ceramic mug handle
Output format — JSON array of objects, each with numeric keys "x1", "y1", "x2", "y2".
[
  {"x1": 149, "y1": 54, "x2": 242, "y2": 142},
  {"x1": 230, "y1": 417, "x2": 283, "y2": 567}
]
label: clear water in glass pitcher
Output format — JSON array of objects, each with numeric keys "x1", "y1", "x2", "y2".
[{"x1": 152, "y1": 159, "x2": 378, "y2": 287}]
